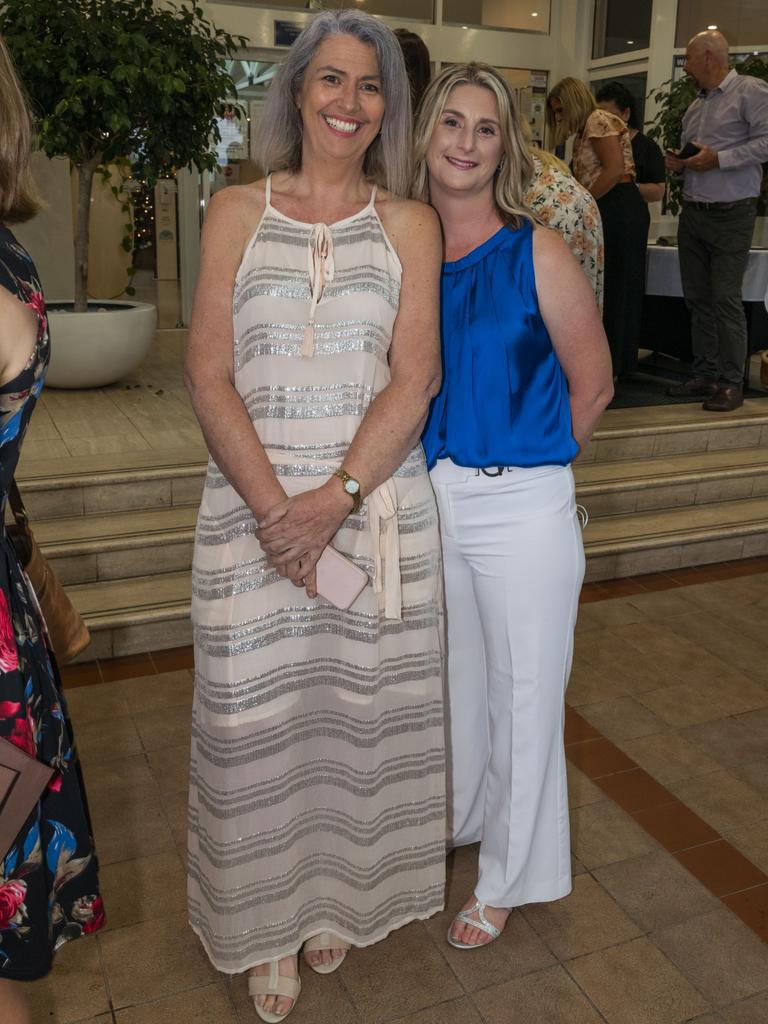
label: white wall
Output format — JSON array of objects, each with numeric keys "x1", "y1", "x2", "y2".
[{"x1": 12, "y1": 153, "x2": 74, "y2": 300}]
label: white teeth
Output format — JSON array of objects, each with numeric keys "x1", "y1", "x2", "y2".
[{"x1": 324, "y1": 116, "x2": 359, "y2": 134}]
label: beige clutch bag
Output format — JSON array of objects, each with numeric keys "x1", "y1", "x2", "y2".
[
  {"x1": 0, "y1": 738, "x2": 54, "y2": 860},
  {"x1": 315, "y1": 546, "x2": 369, "y2": 609}
]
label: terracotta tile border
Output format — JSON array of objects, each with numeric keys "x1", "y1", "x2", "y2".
[
  {"x1": 565, "y1": 706, "x2": 768, "y2": 944},
  {"x1": 583, "y1": 554, "x2": 768, "y2": 602}
]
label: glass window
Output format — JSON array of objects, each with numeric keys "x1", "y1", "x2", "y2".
[
  {"x1": 676, "y1": 0, "x2": 768, "y2": 48},
  {"x1": 593, "y1": 0, "x2": 653, "y2": 59},
  {"x1": 442, "y1": 0, "x2": 550, "y2": 34},
  {"x1": 209, "y1": 0, "x2": 435, "y2": 22}
]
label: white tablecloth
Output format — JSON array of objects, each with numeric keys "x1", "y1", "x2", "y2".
[{"x1": 646, "y1": 245, "x2": 768, "y2": 303}]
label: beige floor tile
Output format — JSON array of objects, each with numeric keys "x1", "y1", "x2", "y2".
[
  {"x1": 636, "y1": 682, "x2": 725, "y2": 728},
  {"x1": 118, "y1": 669, "x2": 193, "y2": 712},
  {"x1": 520, "y1": 873, "x2": 641, "y2": 960},
  {"x1": 133, "y1": 705, "x2": 192, "y2": 752},
  {"x1": 74, "y1": 715, "x2": 143, "y2": 765},
  {"x1": 392, "y1": 996, "x2": 483, "y2": 1024},
  {"x1": 727, "y1": 819, "x2": 768, "y2": 874},
  {"x1": 731, "y1": 758, "x2": 768, "y2": 798},
  {"x1": 100, "y1": 910, "x2": 218, "y2": 1008},
  {"x1": 26, "y1": 934, "x2": 109, "y2": 1024},
  {"x1": 680, "y1": 719, "x2": 767, "y2": 767},
  {"x1": 570, "y1": 799, "x2": 659, "y2": 869},
  {"x1": 114, "y1": 981, "x2": 235, "y2": 1023},
  {"x1": 566, "y1": 936, "x2": 711, "y2": 1023},
  {"x1": 423, "y1": 907, "x2": 554, "y2": 993},
  {"x1": 100, "y1": 851, "x2": 187, "y2": 931},
  {"x1": 66, "y1": 432, "x2": 152, "y2": 456},
  {"x1": 20, "y1": 437, "x2": 71, "y2": 461},
  {"x1": 566, "y1": 662, "x2": 630, "y2": 706},
  {"x1": 652, "y1": 908, "x2": 768, "y2": 1007},
  {"x1": 143, "y1": 427, "x2": 205, "y2": 451},
  {"x1": 625, "y1": 588, "x2": 703, "y2": 621},
  {"x1": 578, "y1": 695, "x2": 668, "y2": 742},
  {"x1": 718, "y1": 992, "x2": 768, "y2": 1023},
  {"x1": 226, "y1": 967, "x2": 360, "y2": 1024},
  {"x1": 619, "y1": 733, "x2": 722, "y2": 785},
  {"x1": 575, "y1": 599, "x2": 649, "y2": 631},
  {"x1": 89, "y1": 783, "x2": 176, "y2": 866},
  {"x1": 472, "y1": 964, "x2": 604, "y2": 1024},
  {"x1": 339, "y1": 920, "x2": 462, "y2": 1024},
  {"x1": 592, "y1": 850, "x2": 719, "y2": 932},
  {"x1": 668, "y1": 770, "x2": 768, "y2": 833},
  {"x1": 65, "y1": 678, "x2": 131, "y2": 726},
  {"x1": 567, "y1": 763, "x2": 605, "y2": 808},
  {"x1": 578, "y1": 632, "x2": 660, "y2": 694},
  {"x1": 146, "y1": 743, "x2": 190, "y2": 794},
  {"x1": 693, "y1": 674, "x2": 768, "y2": 717}
]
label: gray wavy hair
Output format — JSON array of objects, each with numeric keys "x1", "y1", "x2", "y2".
[{"x1": 255, "y1": 10, "x2": 412, "y2": 196}]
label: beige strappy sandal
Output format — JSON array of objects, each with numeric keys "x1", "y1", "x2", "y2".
[
  {"x1": 248, "y1": 961, "x2": 302, "y2": 1023},
  {"x1": 303, "y1": 932, "x2": 351, "y2": 974}
]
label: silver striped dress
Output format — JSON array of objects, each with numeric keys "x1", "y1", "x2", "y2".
[{"x1": 187, "y1": 177, "x2": 446, "y2": 972}]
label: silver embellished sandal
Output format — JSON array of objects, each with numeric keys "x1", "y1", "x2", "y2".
[{"x1": 447, "y1": 900, "x2": 502, "y2": 950}]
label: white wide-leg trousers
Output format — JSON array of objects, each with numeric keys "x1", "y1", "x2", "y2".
[{"x1": 430, "y1": 460, "x2": 585, "y2": 909}]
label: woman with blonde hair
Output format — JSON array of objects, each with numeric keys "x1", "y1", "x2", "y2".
[
  {"x1": 414, "y1": 62, "x2": 613, "y2": 949},
  {"x1": 186, "y1": 10, "x2": 445, "y2": 1020},
  {"x1": 547, "y1": 75, "x2": 647, "y2": 378},
  {"x1": 0, "y1": 35, "x2": 104, "y2": 1024}
]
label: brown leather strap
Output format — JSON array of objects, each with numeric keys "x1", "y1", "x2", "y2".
[{"x1": 8, "y1": 479, "x2": 28, "y2": 527}]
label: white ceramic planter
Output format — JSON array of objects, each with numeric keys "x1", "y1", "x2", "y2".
[{"x1": 46, "y1": 301, "x2": 157, "y2": 389}]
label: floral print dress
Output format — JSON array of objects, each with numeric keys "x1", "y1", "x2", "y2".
[{"x1": 0, "y1": 225, "x2": 103, "y2": 981}]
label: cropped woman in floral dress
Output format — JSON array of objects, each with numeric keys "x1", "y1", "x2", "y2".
[{"x1": 0, "y1": 36, "x2": 103, "y2": 1024}]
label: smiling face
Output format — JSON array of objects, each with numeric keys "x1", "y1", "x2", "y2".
[
  {"x1": 296, "y1": 34, "x2": 385, "y2": 167},
  {"x1": 426, "y1": 83, "x2": 504, "y2": 200}
]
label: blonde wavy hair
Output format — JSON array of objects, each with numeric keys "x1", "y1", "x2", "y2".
[
  {"x1": 411, "y1": 63, "x2": 534, "y2": 228},
  {"x1": 0, "y1": 35, "x2": 40, "y2": 224},
  {"x1": 546, "y1": 77, "x2": 596, "y2": 148}
]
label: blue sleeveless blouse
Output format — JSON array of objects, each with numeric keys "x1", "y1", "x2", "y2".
[{"x1": 421, "y1": 220, "x2": 578, "y2": 470}]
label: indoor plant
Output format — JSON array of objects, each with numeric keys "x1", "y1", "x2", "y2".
[{"x1": 0, "y1": 0, "x2": 246, "y2": 387}]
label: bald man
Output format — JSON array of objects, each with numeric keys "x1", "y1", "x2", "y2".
[{"x1": 665, "y1": 31, "x2": 768, "y2": 412}]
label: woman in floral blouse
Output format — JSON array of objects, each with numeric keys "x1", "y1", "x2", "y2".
[
  {"x1": 523, "y1": 147, "x2": 604, "y2": 310},
  {"x1": 0, "y1": 37, "x2": 103, "y2": 1024},
  {"x1": 547, "y1": 77, "x2": 647, "y2": 379}
]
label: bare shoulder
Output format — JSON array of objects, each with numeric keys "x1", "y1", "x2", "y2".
[
  {"x1": 532, "y1": 222, "x2": 572, "y2": 263},
  {"x1": 376, "y1": 192, "x2": 441, "y2": 256},
  {"x1": 205, "y1": 181, "x2": 266, "y2": 231}
]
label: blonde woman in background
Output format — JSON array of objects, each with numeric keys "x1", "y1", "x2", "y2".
[
  {"x1": 413, "y1": 63, "x2": 613, "y2": 949},
  {"x1": 547, "y1": 76, "x2": 646, "y2": 378}
]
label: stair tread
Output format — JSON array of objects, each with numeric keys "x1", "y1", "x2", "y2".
[
  {"x1": 16, "y1": 445, "x2": 208, "y2": 489},
  {"x1": 594, "y1": 398, "x2": 768, "y2": 438},
  {"x1": 575, "y1": 445, "x2": 768, "y2": 490},
  {"x1": 68, "y1": 570, "x2": 192, "y2": 625},
  {"x1": 584, "y1": 494, "x2": 768, "y2": 549},
  {"x1": 33, "y1": 504, "x2": 198, "y2": 553}
]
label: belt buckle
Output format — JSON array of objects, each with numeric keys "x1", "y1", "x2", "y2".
[{"x1": 477, "y1": 466, "x2": 505, "y2": 477}]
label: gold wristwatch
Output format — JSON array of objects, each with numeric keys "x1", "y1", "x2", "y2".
[{"x1": 333, "y1": 468, "x2": 362, "y2": 514}]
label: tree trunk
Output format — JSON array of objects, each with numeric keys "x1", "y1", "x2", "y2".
[{"x1": 73, "y1": 155, "x2": 103, "y2": 313}]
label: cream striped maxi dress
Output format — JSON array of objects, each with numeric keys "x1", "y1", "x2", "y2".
[{"x1": 188, "y1": 177, "x2": 446, "y2": 972}]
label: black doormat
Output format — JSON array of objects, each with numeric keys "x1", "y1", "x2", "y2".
[{"x1": 609, "y1": 359, "x2": 768, "y2": 410}]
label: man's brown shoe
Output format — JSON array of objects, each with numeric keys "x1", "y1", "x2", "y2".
[
  {"x1": 666, "y1": 377, "x2": 718, "y2": 398},
  {"x1": 703, "y1": 384, "x2": 744, "y2": 412}
]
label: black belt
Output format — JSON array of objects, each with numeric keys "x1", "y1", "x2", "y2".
[
  {"x1": 682, "y1": 197, "x2": 757, "y2": 211},
  {"x1": 474, "y1": 467, "x2": 515, "y2": 477}
]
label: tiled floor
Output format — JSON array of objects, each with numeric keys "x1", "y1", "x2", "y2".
[{"x1": 28, "y1": 562, "x2": 768, "y2": 1023}]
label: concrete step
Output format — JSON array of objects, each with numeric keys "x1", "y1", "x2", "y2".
[
  {"x1": 15, "y1": 446, "x2": 207, "y2": 519},
  {"x1": 68, "y1": 570, "x2": 193, "y2": 662},
  {"x1": 584, "y1": 494, "x2": 768, "y2": 581},
  {"x1": 33, "y1": 505, "x2": 197, "y2": 584},
  {"x1": 575, "y1": 445, "x2": 768, "y2": 517},
  {"x1": 585, "y1": 400, "x2": 768, "y2": 463}
]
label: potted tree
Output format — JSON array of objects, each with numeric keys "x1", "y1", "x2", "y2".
[{"x1": 0, "y1": 0, "x2": 246, "y2": 388}]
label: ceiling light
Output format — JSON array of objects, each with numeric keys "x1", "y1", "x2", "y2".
[
  {"x1": 707, "y1": 24, "x2": 717, "y2": 29},
  {"x1": 627, "y1": 39, "x2": 634, "y2": 45},
  {"x1": 531, "y1": 11, "x2": 538, "y2": 16}
]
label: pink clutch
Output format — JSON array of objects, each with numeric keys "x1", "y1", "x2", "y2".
[
  {"x1": 0, "y1": 738, "x2": 54, "y2": 860},
  {"x1": 315, "y1": 546, "x2": 369, "y2": 609}
]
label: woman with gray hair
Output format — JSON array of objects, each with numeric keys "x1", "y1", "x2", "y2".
[{"x1": 185, "y1": 10, "x2": 445, "y2": 1021}]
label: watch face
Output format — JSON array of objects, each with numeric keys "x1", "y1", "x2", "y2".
[{"x1": 344, "y1": 478, "x2": 360, "y2": 495}]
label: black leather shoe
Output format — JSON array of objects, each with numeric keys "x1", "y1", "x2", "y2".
[
  {"x1": 703, "y1": 384, "x2": 744, "y2": 412},
  {"x1": 666, "y1": 377, "x2": 718, "y2": 398}
]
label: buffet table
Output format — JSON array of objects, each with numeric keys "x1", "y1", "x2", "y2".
[{"x1": 642, "y1": 244, "x2": 768, "y2": 365}]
